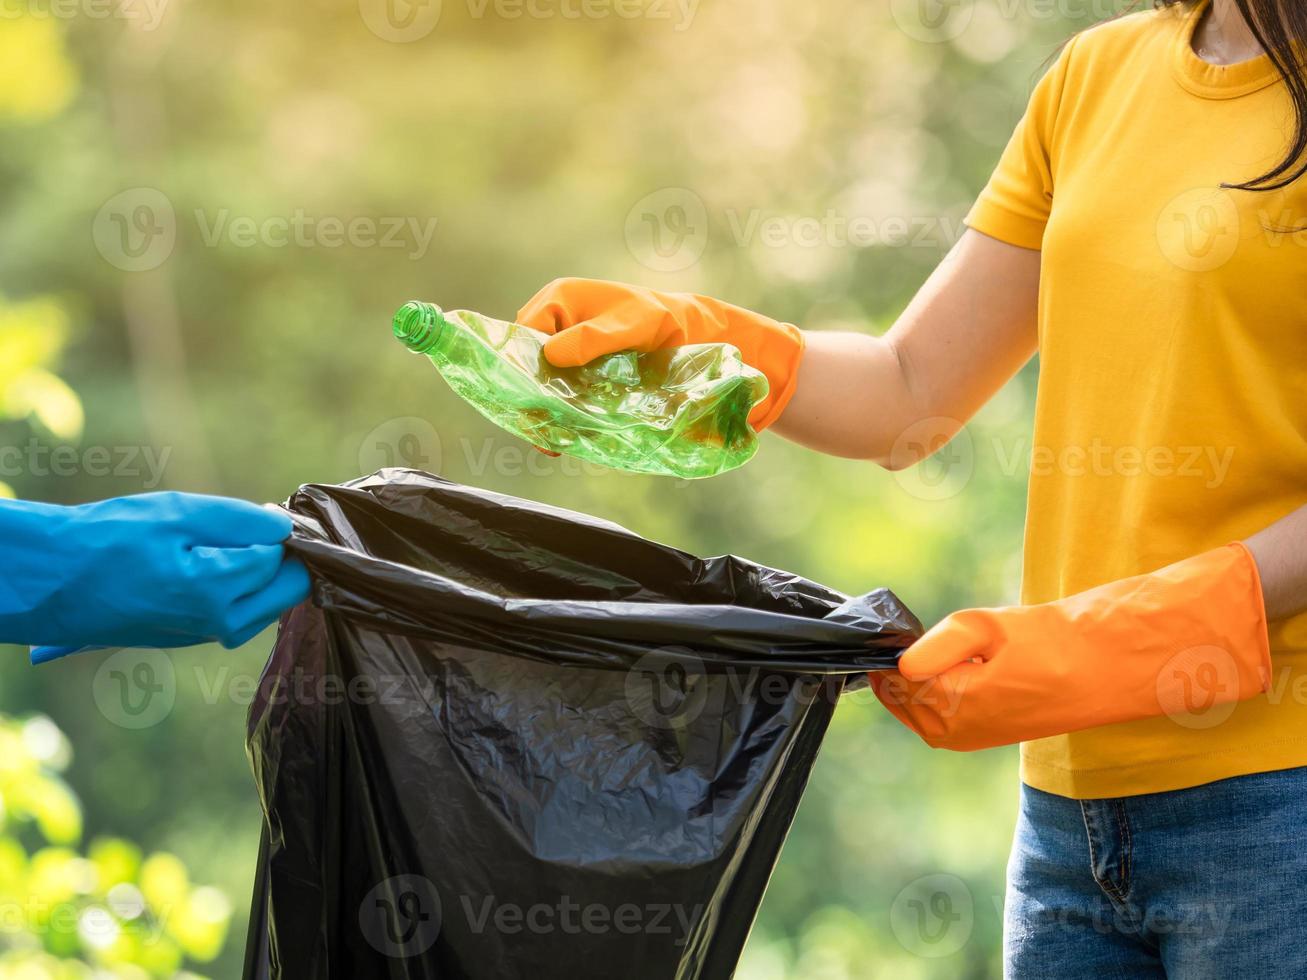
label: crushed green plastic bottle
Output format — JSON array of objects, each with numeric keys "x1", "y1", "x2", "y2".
[{"x1": 393, "y1": 301, "x2": 768, "y2": 479}]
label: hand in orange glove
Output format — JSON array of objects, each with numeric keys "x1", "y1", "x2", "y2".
[
  {"x1": 871, "y1": 543, "x2": 1272, "y2": 751},
  {"x1": 517, "y1": 278, "x2": 805, "y2": 431}
]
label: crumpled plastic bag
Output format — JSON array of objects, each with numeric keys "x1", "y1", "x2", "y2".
[{"x1": 244, "y1": 469, "x2": 920, "y2": 979}]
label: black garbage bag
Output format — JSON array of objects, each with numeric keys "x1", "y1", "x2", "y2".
[{"x1": 244, "y1": 469, "x2": 920, "y2": 980}]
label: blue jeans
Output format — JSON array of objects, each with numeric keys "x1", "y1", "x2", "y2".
[{"x1": 1005, "y1": 767, "x2": 1307, "y2": 978}]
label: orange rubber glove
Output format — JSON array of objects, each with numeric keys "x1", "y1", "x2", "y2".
[
  {"x1": 517, "y1": 278, "x2": 805, "y2": 430},
  {"x1": 871, "y1": 543, "x2": 1272, "y2": 751}
]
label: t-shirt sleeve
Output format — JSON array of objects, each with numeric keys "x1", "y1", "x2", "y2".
[{"x1": 965, "y1": 37, "x2": 1079, "y2": 250}]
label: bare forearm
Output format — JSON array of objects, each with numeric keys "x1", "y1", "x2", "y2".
[
  {"x1": 771, "y1": 229, "x2": 1040, "y2": 466},
  {"x1": 770, "y1": 331, "x2": 919, "y2": 462},
  {"x1": 1245, "y1": 504, "x2": 1307, "y2": 620}
]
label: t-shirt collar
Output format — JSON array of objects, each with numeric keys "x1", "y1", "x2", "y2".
[{"x1": 1170, "y1": 0, "x2": 1284, "y2": 99}]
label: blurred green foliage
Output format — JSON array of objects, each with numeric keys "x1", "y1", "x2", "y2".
[
  {"x1": 0, "y1": 297, "x2": 83, "y2": 498},
  {"x1": 0, "y1": 713, "x2": 229, "y2": 978},
  {"x1": 0, "y1": 1, "x2": 1120, "y2": 976}
]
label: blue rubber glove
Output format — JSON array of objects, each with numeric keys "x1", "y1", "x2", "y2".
[{"x1": 0, "y1": 492, "x2": 311, "y2": 664}]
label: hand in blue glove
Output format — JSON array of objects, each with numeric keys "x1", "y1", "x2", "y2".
[{"x1": 0, "y1": 492, "x2": 311, "y2": 664}]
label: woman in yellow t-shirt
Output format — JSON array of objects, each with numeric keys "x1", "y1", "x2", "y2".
[{"x1": 514, "y1": 0, "x2": 1307, "y2": 972}]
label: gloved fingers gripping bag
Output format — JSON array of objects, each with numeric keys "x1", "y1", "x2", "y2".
[{"x1": 244, "y1": 469, "x2": 921, "y2": 980}]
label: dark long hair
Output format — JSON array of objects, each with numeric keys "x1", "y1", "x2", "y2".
[{"x1": 1157, "y1": 0, "x2": 1307, "y2": 190}]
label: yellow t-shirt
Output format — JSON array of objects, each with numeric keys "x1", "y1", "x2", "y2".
[{"x1": 966, "y1": 0, "x2": 1307, "y2": 798}]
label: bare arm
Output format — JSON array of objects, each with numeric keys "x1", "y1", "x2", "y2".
[
  {"x1": 1246, "y1": 507, "x2": 1307, "y2": 620},
  {"x1": 772, "y1": 228, "x2": 1041, "y2": 467}
]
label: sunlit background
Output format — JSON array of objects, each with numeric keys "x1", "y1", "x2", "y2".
[{"x1": 0, "y1": 0, "x2": 1124, "y2": 976}]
